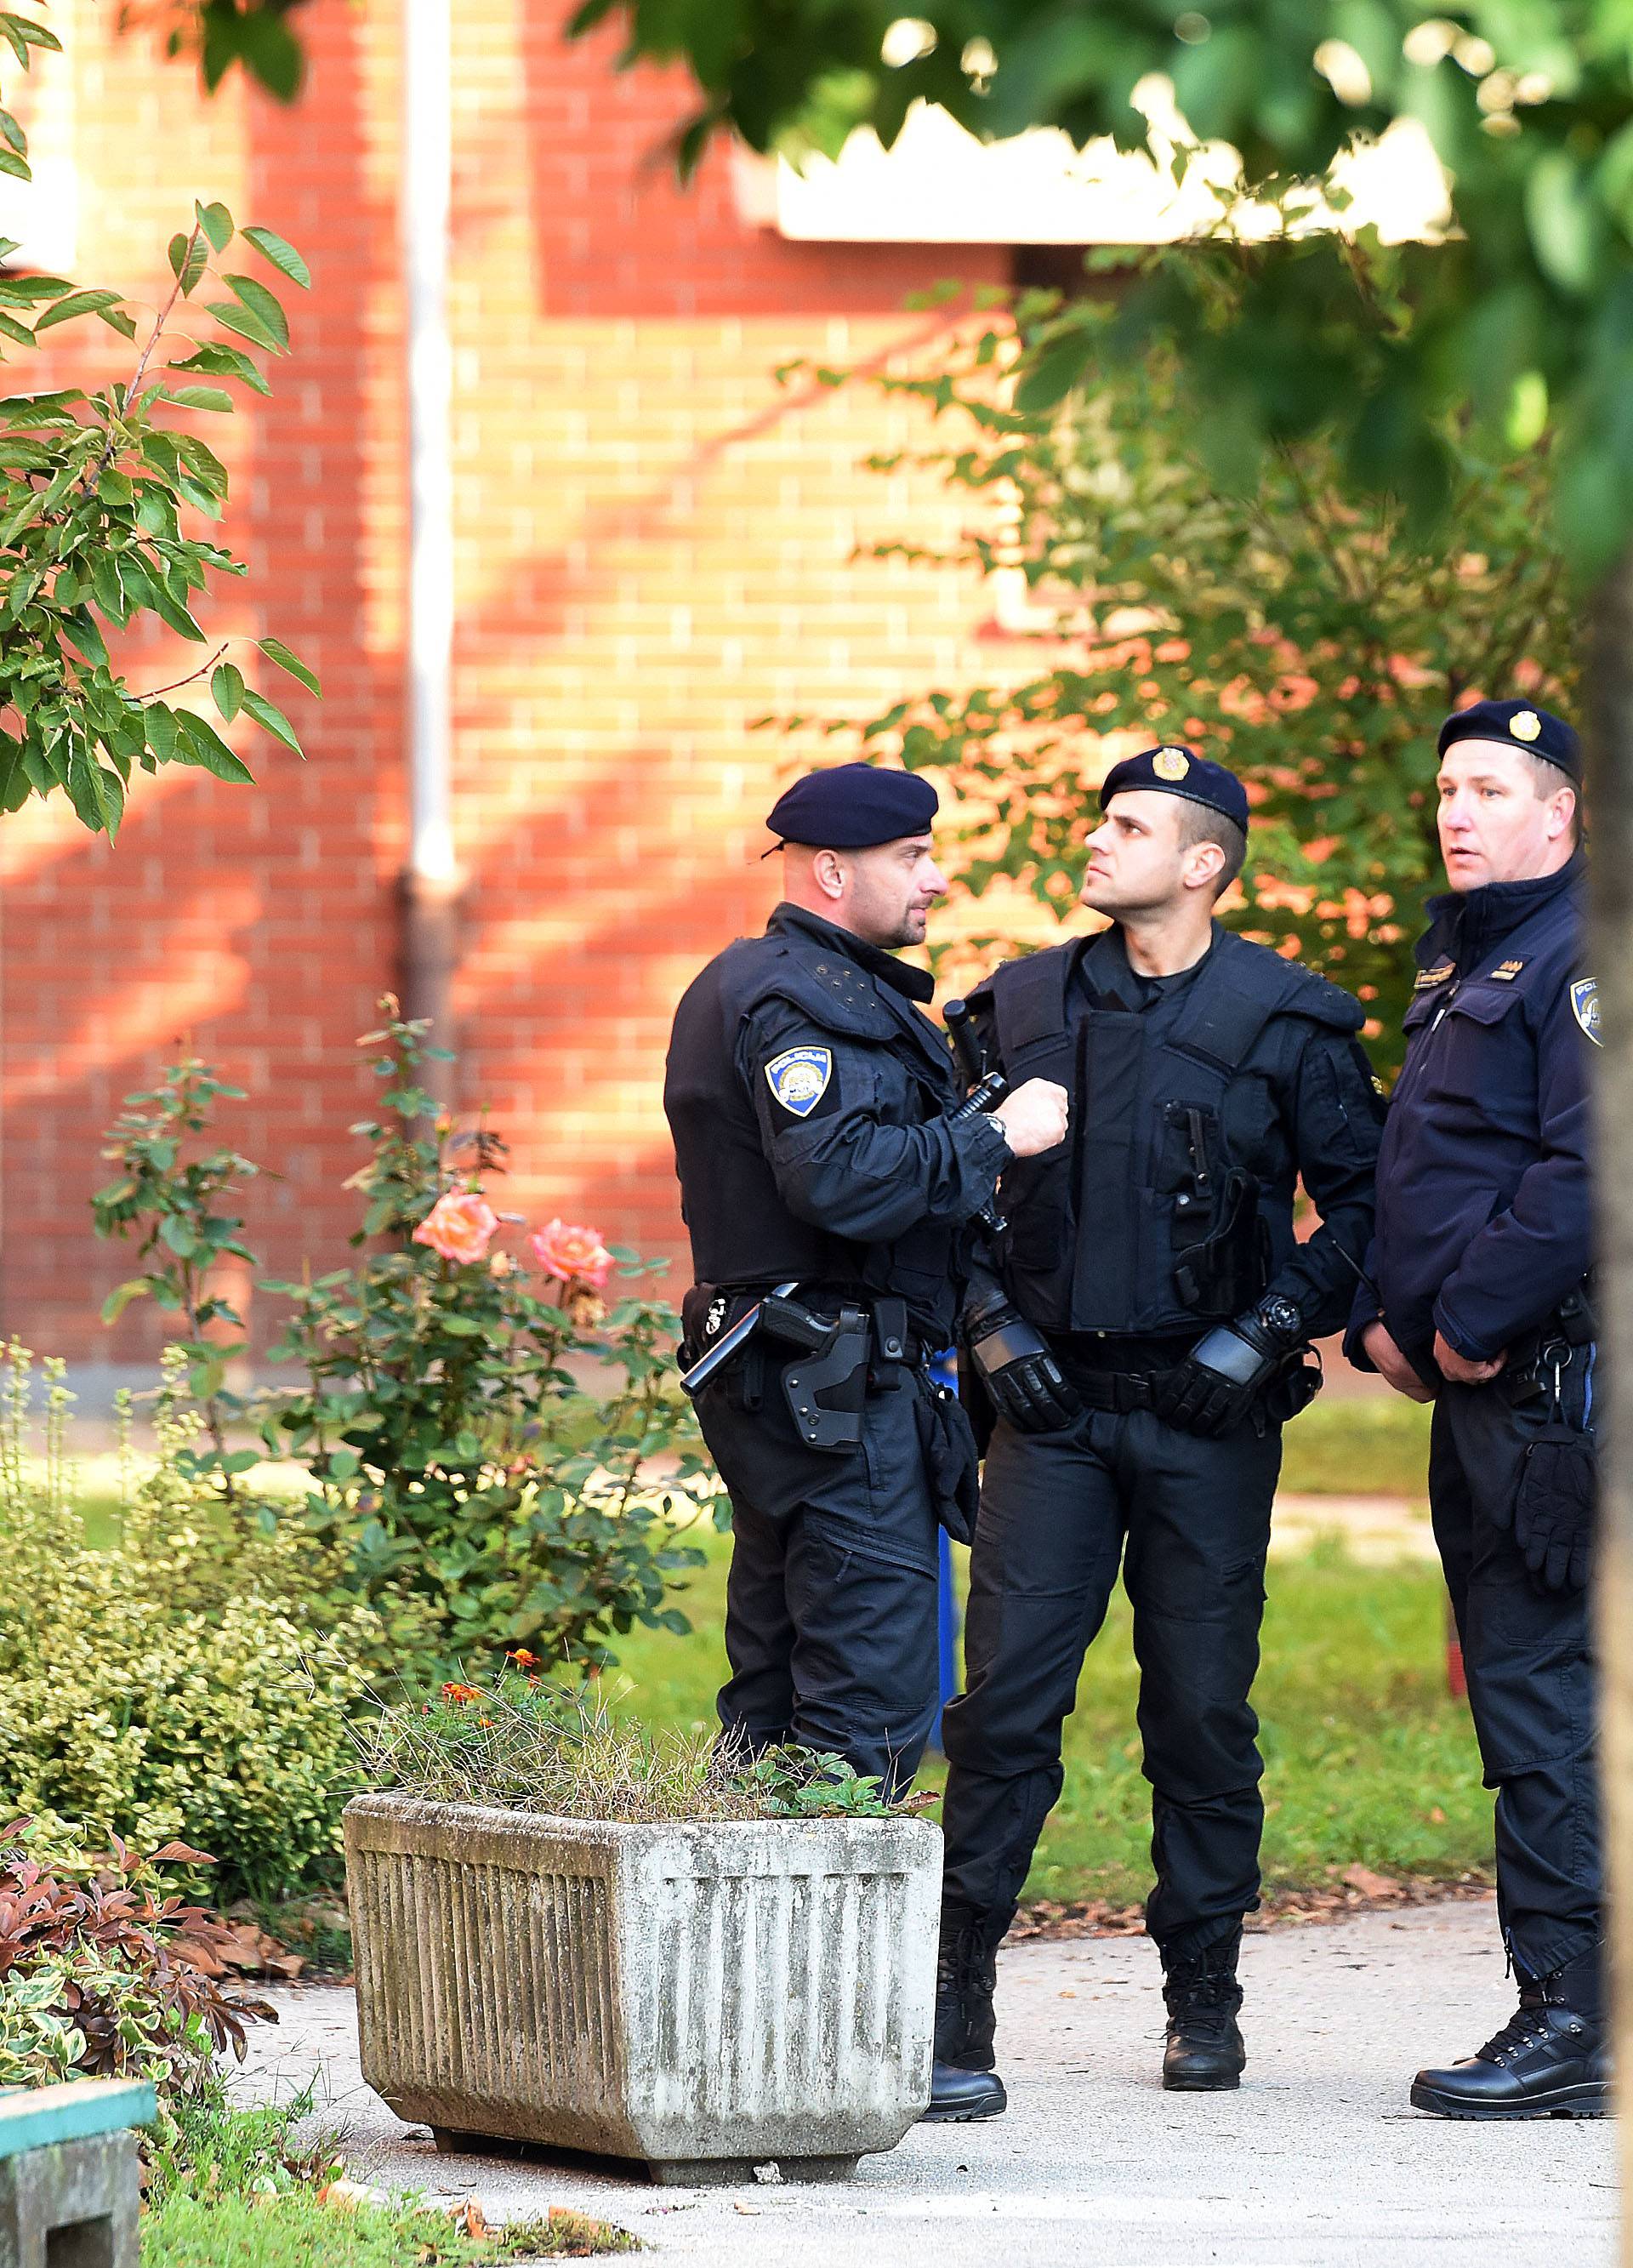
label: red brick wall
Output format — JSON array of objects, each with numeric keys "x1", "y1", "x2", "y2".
[{"x1": 0, "y1": 0, "x2": 1036, "y2": 1362}]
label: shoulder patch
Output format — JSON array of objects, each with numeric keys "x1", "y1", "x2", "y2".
[
  {"x1": 765, "y1": 1045, "x2": 834, "y2": 1116},
  {"x1": 1414, "y1": 961, "x2": 1455, "y2": 991},
  {"x1": 1571, "y1": 977, "x2": 1602, "y2": 1047}
]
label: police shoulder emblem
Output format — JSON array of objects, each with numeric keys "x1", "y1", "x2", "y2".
[
  {"x1": 1571, "y1": 977, "x2": 1602, "y2": 1047},
  {"x1": 1414, "y1": 961, "x2": 1454, "y2": 990},
  {"x1": 1492, "y1": 959, "x2": 1525, "y2": 982},
  {"x1": 1510, "y1": 709, "x2": 1542, "y2": 744},
  {"x1": 765, "y1": 1045, "x2": 834, "y2": 1117},
  {"x1": 1152, "y1": 747, "x2": 1190, "y2": 780}
]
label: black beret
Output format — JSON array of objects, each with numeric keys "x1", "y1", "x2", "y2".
[
  {"x1": 765, "y1": 761, "x2": 940, "y2": 850},
  {"x1": 1100, "y1": 744, "x2": 1249, "y2": 834},
  {"x1": 1437, "y1": 699, "x2": 1580, "y2": 784}
]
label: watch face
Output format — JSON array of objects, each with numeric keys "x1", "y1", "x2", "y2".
[{"x1": 1264, "y1": 1298, "x2": 1301, "y2": 1340}]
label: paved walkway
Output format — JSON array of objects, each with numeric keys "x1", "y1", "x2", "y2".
[{"x1": 240, "y1": 1898, "x2": 1614, "y2": 2267}]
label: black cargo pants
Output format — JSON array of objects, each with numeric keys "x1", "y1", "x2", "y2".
[
  {"x1": 697, "y1": 1365, "x2": 947, "y2": 1801},
  {"x1": 940, "y1": 1405, "x2": 1282, "y2": 1956},
  {"x1": 1430, "y1": 1358, "x2": 1601, "y2": 1980}
]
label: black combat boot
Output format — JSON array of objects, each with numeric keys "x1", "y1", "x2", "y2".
[
  {"x1": 920, "y1": 1906, "x2": 1008, "y2": 2122},
  {"x1": 1161, "y1": 1931, "x2": 1247, "y2": 2092},
  {"x1": 1411, "y1": 1948, "x2": 1610, "y2": 2119}
]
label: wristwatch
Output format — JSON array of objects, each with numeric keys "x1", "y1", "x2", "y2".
[{"x1": 1256, "y1": 1295, "x2": 1305, "y2": 1349}]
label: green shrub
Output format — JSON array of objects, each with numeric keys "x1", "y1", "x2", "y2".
[
  {"x1": 0, "y1": 1348, "x2": 386, "y2": 1892},
  {"x1": 0, "y1": 1815, "x2": 276, "y2": 2145}
]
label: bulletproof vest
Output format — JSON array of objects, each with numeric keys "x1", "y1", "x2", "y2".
[
  {"x1": 982, "y1": 928, "x2": 1363, "y2": 1335},
  {"x1": 663, "y1": 922, "x2": 966, "y2": 1324}
]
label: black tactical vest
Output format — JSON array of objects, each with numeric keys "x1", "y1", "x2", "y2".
[
  {"x1": 664, "y1": 919, "x2": 968, "y2": 1329},
  {"x1": 980, "y1": 928, "x2": 1364, "y2": 1335}
]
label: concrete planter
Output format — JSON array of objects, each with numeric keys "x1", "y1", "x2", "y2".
[{"x1": 344, "y1": 1793, "x2": 941, "y2": 2182}]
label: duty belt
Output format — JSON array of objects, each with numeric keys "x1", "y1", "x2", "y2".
[
  {"x1": 1069, "y1": 1366, "x2": 1185, "y2": 1415},
  {"x1": 680, "y1": 1285, "x2": 922, "y2": 1451}
]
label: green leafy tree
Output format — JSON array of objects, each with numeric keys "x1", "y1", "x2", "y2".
[
  {"x1": 0, "y1": 12, "x2": 317, "y2": 835},
  {"x1": 799, "y1": 287, "x2": 1577, "y2": 1057}
]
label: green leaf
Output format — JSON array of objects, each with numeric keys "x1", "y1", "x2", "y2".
[
  {"x1": 242, "y1": 225, "x2": 310, "y2": 289},
  {"x1": 63, "y1": 607, "x2": 109, "y2": 668},
  {"x1": 33, "y1": 288, "x2": 124, "y2": 333},
  {"x1": 196, "y1": 199, "x2": 234, "y2": 253},
  {"x1": 222, "y1": 271, "x2": 289, "y2": 349},
  {"x1": 206, "y1": 301, "x2": 283, "y2": 355},
  {"x1": 256, "y1": 635, "x2": 320, "y2": 696},
  {"x1": 166, "y1": 384, "x2": 234, "y2": 412},
  {"x1": 66, "y1": 744, "x2": 123, "y2": 838},
  {"x1": 96, "y1": 305, "x2": 138, "y2": 339},
  {"x1": 167, "y1": 341, "x2": 272, "y2": 396},
  {"x1": 0, "y1": 148, "x2": 29, "y2": 182},
  {"x1": 1014, "y1": 324, "x2": 1095, "y2": 413},
  {"x1": 212, "y1": 660, "x2": 244, "y2": 721},
  {"x1": 0, "y1": 274, "x2": 71, "y2": 300},
  {"x1": 168, "y1": 228, "x2": 210, "y2": 296},
  {"x1": 175, "y1": 710, "x2": 255, "y2": 784},
  {"x1": 151, "y1": 590, "x2": 206, "y2": 642},
  {"x1": 241, "y1": 686, "x2": 302, "y2": 753},
  {"x1": 0, "y1": 105, "x2": 26, "y2": 153},
  {"x1": 101, "y1": 1279, "x2": 152, "y2": 1324},
  {"x1": 143, "y1": 704, "x2": 179, "y2": 765}
]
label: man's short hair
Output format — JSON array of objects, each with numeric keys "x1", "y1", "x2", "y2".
[
  {"x1": 1175, "y1": 798, "x2": 1248, "y2": 898},
  {"x1": 1517, "y1": 748, "x2": 1583, "y2": 846}
]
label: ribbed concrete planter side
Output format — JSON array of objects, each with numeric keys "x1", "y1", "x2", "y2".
[{"x1": 344, "y1": 1794, "x2": 942, "y2": 2174}]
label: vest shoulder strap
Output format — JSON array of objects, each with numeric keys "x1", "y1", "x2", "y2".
[
  {"x1": 1170, "y1": 932, "x2": 1363, "y2": 1074},
  {"x1": 977, "y1": 943, "x2": 1076, "y2": 1057},
  {"x1": 734, "y1": 934, "x2": 900, "y2": 1042}
]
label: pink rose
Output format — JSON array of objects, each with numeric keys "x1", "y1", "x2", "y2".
[
  {"x1": 529, "y1": 1217, "x2": 615, "y2": 1291},
  {"x1": 413, "y1": 1191, "x2": 499, "y2": 1265}
]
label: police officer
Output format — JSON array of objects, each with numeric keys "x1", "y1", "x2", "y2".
[
  {"x1": 664, "y1": 762, "x2": 1069, "y2": 1799},
  {"x1": 928, "y1": 747, "x2": 1384, "y2": 2120},
  {"x1": 1345, "y1": 699, "x2": 1602, "y2": 2119}
]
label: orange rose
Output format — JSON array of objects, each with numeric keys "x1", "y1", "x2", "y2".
[
  {"x1": 529, "y1": 1217, "x2": 615, "y2": 1291},
  {"x1": 413, "y1": 1191, "x2": 498, "y2": 1265}
]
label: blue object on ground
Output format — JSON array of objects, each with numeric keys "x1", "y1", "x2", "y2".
[
  {"x1": 0, "y1": 2079, "x2": 156, "y2": 2160},
  {"x1": 928, "y1": 1348, "x2": 963, "y2": 1750}
]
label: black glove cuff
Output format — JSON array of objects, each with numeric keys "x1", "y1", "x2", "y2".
[{"x1": 970, "y1": 1314, "x2": 1051, "y2": 1370}]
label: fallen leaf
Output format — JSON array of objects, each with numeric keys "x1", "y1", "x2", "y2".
[
  {"x1": 1342, "y1": 1866, "x2": 1398, "y2": 1900},
  {"x1": 318, "y1": 2179, "x2": 390, "y2": 2213}
]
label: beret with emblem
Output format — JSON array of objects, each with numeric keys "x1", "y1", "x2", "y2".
[
  {"x1": 1099, "y1": 744, "x2": 1249, "y2": 834},
  {"x1": 765, "y1": 761, "x2": 940, "y2": 850},
  {"x1": 1437, "y1": 698, "x2": 1580, "y2": 784}
]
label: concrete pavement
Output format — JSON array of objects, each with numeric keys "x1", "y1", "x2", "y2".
[{"x1": 238, "y1": 1895, "x2": 1615, "y2": 2266}]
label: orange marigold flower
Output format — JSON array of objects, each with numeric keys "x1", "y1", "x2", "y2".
[
  {"x1": 509, "y1": 1648, "x2": 538, "y2": 1670},
  {"x1": 441, "y1": 1682, "x2": 480, "y2": 1705}
]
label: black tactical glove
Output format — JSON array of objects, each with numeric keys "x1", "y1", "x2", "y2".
[
  {"x1": 1515, "y1": 1425, "x2": 1596, "y2": 1593},
  {"x1": 963, "y1": 1291, "x2": 1081, "y2": 1436},
  {"x1": 1155, "y1": 1295, "x2": 1306, "y2": 1439}
]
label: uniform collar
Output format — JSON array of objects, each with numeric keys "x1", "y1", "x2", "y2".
[
  {"x1": 767, "y1": 903, "x2": 936, "y2": 1004},
  {"x1": 1421, "y1": 847, "x2": 1584, "y2": 970}
]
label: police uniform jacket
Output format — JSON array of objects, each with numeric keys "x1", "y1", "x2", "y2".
[
  {"x1": 1346, "y1": 851, "x2": 1592, "y2": 1371},
  {"x1": 664, "y1": 903, "x2": 1009, "y2": 1345},
  {"x1": 972, "y1": 924, "x2": 1382, "y2": 1342}
]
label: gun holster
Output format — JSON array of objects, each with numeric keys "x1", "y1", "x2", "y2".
[
  {"x1": 760, "y1": 1294, "x2": 871, "y2": 1455},
  {"x1": 1175, "y1": 1168, "x2": 1269, "y2": 1317}
]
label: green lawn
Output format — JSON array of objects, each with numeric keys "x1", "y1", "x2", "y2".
[
  {"x1": 1279, "y1": 1393, "x2": 1435, "y2": 1498},
  {"x1": 143, "y1": 2195, "x2": 636, "y2": 2265},
  {"x1": 613, "y1": 1499, "x2": 1488, "y2": 1912}
]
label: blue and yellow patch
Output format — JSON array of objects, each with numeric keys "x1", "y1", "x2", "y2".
[
  {"x1": 1571, "y1": 977, "x2": 1602, "y2": 1047},
  {"x1": 765, "y1": 1045, "x2": 834, "y2": 1117}
]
